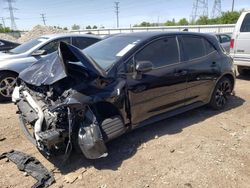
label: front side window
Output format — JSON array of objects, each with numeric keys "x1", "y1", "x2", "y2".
[
  {"x1": 135, "y1": 37, "x2": 179, "y2": 68},
  {"x1": 72, "y1": 37, "x2": 100, "y2": 49},
  {"x1": 182, "y1": 36, "x2": 206, "y2": 60},
  {"x1": 240, "y1": 13, "x2": 250, "y2": 32},
  {"x1": 40, "y1": 37, "x2": 70, "y2": 54}
]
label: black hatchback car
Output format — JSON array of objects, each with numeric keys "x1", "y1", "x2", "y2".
[{"x1": 13, "y1": 32, "x2": 235, "y2": 159}]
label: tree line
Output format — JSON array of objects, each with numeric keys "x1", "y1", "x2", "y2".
[
  {"x1": 0, "y1": 25, "x2": 12, "y2": 33},
  {"x1": 134, "y1": 11, "x2": 241, "y2": 27}
]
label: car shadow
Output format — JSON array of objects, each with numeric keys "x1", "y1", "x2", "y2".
[
  {"x1": 50, "y1": 95, "x2": 245, "y2": 175},
  {"x1": 236, "y1": 73, "x2": 250, "y2": 81}
]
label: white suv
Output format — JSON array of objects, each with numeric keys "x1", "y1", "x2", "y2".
[{"x1": 230, "y1": 10, "x2": 250, "y2": 75}]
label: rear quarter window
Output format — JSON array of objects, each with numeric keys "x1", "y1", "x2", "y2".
[
  {"x1": 240, "y1": 13, "x2": 250, "y2": 32},
  {"x1": 203, "y1": 39, "x2": 217, "y2": 54}
]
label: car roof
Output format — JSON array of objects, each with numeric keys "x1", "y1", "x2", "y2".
[
  {"x1": 114, "y1": 31, "x2": 217, "y2": 40},
  {"x1": 40, "y1": 33, "x2": 101, "y2": 40}
]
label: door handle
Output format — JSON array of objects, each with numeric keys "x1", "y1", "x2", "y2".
[{"x1": 174, "y1": 70, "x2": 188, "y2": 76}]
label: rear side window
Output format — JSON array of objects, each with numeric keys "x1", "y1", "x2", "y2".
[
  {"x1": 135, "y1": 37, "x2": 179, "y2": 68},
  {"x1": 72, "y1": 37, "x2": 100, "y2": 49},
  {"x1": 182, "y1": 36, "x2": 206, "y2": 60},
  {"x1": 240, "y1": 13, "x2": 250, "y2": 32}
]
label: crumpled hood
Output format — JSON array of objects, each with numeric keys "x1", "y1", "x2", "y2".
[{"x1": 19, "y1": 42, "x2": 106, "y2": 86}]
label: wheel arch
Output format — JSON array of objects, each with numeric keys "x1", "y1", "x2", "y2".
[
  {"x1": 91, "y1": 101, "x2": 125, "y2": 123},
  {"x1": 0, "y1": 70, "x2": 19, "y2": 77},
  {"x1": 223, "y1": 73, "x2": 235, "y2": 90},
  {"x1": 208, "y1": 72, "x2": 235, "y2": 103}
]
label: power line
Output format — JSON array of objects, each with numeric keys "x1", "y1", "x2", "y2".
[
  {"x1": 40, "y1": 13, "x2": 47, "y2": 25},
  {"x1": 211, "y1": 0, "x2": 222, "y2": 18},
  {"x1": 190, "y1": 0, "x2": 208, "y2": 23},
  {"x1": 4, "y1": 0, "x2": 18, "y2": 30},
  {"x1": 114, "y1": 1, "x2": 119, "y2": 28}
]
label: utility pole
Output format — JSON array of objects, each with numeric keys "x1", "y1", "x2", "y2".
[
  {"x1": 114, "y1": 2, "x2": 119, "y2": 28},
  {"x1": 190, "y1": 0, "x2": 208, "y2": 23},
  {"x1": 40, "y1": 13, "x2": 47, "y2": 25},
  {"x1": 231, "y1": 0, "x2": 235, "y2": 12},
  {"x1": 211, "y1": 0, "x2": 222, "y2": 18},
  {"x1": 4, "y1": 0, "x2": 18, "y2": 31}
]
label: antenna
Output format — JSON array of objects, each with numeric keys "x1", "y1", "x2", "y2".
[
  {"x1": 4, "y1": 0, "x2": 18, "y2": 31},
  {"x1": 211, "y1": 0, "x2": 222, "y2": 18},
  {"x1": 190, "y1": 0, "x2": 208, "y2": 23}
]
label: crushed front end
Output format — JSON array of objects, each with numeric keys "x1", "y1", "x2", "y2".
[{"x1": 12, "y1": 42, "x2": 127, "y2": 159}]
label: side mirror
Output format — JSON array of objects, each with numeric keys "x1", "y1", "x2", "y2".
[
  {"x1": 136, "y1": 61, "x2": 153, "y2": 73},
  {"x1": 31, "y1": 49, "x2": 47, "y2": 56}
]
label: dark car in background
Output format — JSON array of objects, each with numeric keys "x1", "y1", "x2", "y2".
[
  {"x1": 0, "y1": 39, "x2": 20, "y2": 51},
  {"x1": 0, "y1": 33, "x2": 101, "y2": 101},
  {"x1": 13, "y1": 32, "x2": 235, "y2": 160}
]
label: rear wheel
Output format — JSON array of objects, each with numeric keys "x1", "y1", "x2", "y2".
[
  {"x1": 0, "y1": 72, "x2": 17, "y2": 102},
  {"x1": 209, "y1": 77, "x2": 232, "y2": 110}
]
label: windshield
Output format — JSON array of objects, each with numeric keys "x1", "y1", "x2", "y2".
[
  {"x1": 9, "y1": 37, "x2": 48, "y2": 54},
  {"x1": 83, "y1": 35, "x2": 142, "y2": 69}
]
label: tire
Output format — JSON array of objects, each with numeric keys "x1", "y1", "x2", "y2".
[
  {"x1": 237, "y1": 66, "x2": 247, "y2": 76},
  {"x1": 0, "y1": 72, "x2": 17, "y2": 102},
  {"x1": 209, "y1": 77, "x2": 232, "y2": 110}
]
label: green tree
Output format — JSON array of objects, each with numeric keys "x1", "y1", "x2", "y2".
[
  {"x1": 164, "y1": 18, "x2": 176, "y2": 26},
  {"x1": 207, "y1": 17, "x2": 220, "y2": 24},
  {"x1": 139, "y1": 22, "x2": 152, "y2": 27},
  {"x1": 63, "y1": 27, "x2": 68, "y2": 30},
  {"x1": 71, "y1": 24, "x2": 80, "y2": 30},
  {"x1": 86, "y1": 25, "x2": 91, "y2": 29},
  {"x1": 178, "y1": 18, "x2": 189, "y2": 25},
  {"x1": 195, "y1": 16, "x2": 209, "y2": 25},
  {"x1": 220, "y1": 11, "x2": 241, "y2": 24},
  {"x1": 92, "y1": 25, "x2": 98, "y2": 29}
]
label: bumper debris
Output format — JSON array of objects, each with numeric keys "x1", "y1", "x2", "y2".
[{"x1": 0, "y1": 150, "x2": 55, "y2": 188}]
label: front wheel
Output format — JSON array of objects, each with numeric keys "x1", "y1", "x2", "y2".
[
  {"x1": 209, "y1": 77, "x2": 233, "y2": 110},
  {"x1": 0, "y1": 72, "x2": 17, "y2": 102}
]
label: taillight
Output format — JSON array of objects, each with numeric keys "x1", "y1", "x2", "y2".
[{"x1": 230, "y1": 39, "x2": 234, "y2": 49}]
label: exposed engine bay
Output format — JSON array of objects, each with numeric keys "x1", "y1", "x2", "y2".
[{"x1": 12, "y1": 42, "x2": 127, "y2": 159}]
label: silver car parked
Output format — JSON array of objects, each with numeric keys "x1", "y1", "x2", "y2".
[
  {"x1": 0, "y1": 33, "x2": 101, "y2": 101},
  {"x1": 215, "y1": 33, "x2": 231, "y2": 53}
]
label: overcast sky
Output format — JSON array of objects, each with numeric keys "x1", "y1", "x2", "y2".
[{"x1": 0, "y1": 0, "x2": 249, "y2": 30}]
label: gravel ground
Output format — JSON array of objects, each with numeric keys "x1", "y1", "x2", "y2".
[
  {"x1": 0, "y1": 25, "x2": 68, "y2": 43},
  {"x1": 0, "y1": 76, "x2": 250, "y2": 188}
]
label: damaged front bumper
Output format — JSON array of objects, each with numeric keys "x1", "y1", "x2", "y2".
[{"x1": 13, "y1": 86, "x2": 108, "y2": 160}]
